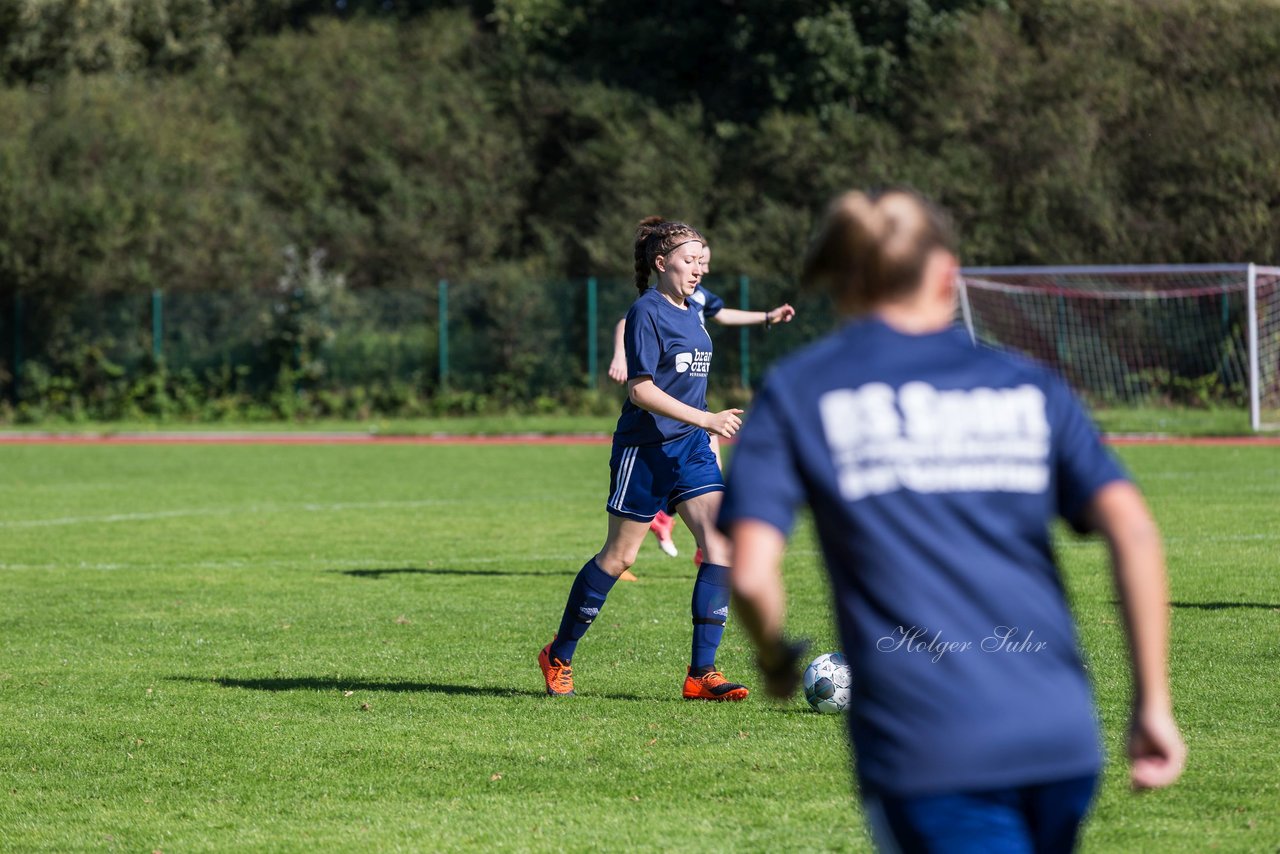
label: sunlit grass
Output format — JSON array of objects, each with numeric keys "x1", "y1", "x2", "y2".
[{"x1": 0, "y1": 443, "x2": 1275, "y2": 851}]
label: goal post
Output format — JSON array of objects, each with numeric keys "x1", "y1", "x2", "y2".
[{"x1": 957, "y1": 264, "x2": 1280, "y2": 432}]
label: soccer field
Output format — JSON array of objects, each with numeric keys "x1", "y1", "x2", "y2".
[{"x1": 0, "y1": 442, "x2": 1276, "y2": 852}]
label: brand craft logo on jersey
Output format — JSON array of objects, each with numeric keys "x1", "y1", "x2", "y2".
[
  {"x1": 819, "y1": 382, "x2": 1051, "y2": 501},
  {"x1": 674, "y1": 350, "x2": 712, "y2": 376}
]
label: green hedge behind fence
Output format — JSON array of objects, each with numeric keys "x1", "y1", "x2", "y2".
[
  {"x1": 0, "y1": 272, "x2": 833, "y2": 422},
  {"x1": 0, "y1": 271, "x2": 1259, "y2": 424}
]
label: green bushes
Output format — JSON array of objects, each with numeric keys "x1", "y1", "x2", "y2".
[{"x1": 2, "y1": 1, "x2": 1279, "y2": 420}]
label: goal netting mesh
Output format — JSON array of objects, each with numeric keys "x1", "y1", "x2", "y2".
[{"x1": 957, "y1": 265, "x2": 1280, "y2": 431}]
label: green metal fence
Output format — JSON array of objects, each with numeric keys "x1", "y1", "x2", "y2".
[{"x1": 0, "y1": 276, "x2": 832, "y2": 415}]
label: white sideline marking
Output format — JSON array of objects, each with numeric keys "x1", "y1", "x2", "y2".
[
  {"x1": 1167, "y1": 533, "x2": 1280, "y2": 543},
  {"x1": 0, "y1": 553, "x2": 589, "y2": 572},
  {"x1": 0, "y1": 548, "x2": 829, "y2": 573},
  {"x1": 1139, "y1": 470, "x2": 1280, "y2": 479},
  {"x1": 1, "y1": 508, "x2": 231, "y2": 528},
  {"x1": 0, "y1": 499, "x2": 457, "y2": 529},
  {"x1": 1057, "y1": 533, "x2": 1280, "y2": 547}
]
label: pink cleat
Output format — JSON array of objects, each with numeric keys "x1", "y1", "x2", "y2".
[{"x1": 649, "y1": 511, "x2": 679, "y2": 557}]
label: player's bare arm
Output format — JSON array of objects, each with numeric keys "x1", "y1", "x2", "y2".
[
  {"x1": 627, "y1": 376, "x2": 742, "y2": 438},
  {"x1": 1086, "y1": 481, "x2": 1186, "y2": 790}
]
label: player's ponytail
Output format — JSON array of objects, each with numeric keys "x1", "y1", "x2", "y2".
[
  {"x1": 633, "y1": 216, "x2": 705, "y2": 295},
  {"x1": 801, "y1": 189, "x2": 955, "y2": 313},
  {"x1": 634, "y1": 216, "x2": 665, "y2": 294}
]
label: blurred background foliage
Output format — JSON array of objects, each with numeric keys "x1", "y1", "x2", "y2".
[{"x1": 1, "y1": 0, "x2": 1278, "y2": 419}]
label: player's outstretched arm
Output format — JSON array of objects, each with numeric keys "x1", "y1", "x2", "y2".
[
  {"x1": 608, "y1": 318, "x2": 628, "y2": 384},
  {"x1": 627, "y1": 377, "x2": 743, "y2": 438},
  {"x1": 1086, "y1": 481, "x2": 1186, "y2": 790},
  {"x1": 712, "y1": 304, "x2": 797, "y2": 328},
  {"x1": 729, "y1": 519, "x2": 805, "y2": 698}
]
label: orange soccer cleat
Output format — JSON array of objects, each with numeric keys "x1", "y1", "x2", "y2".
[
  {"x1": 682, "y1": 667, "x2": 749, "y2": 702},
  {"x1": 538, "y1": 642, "x2": 575, "y2": 697}
]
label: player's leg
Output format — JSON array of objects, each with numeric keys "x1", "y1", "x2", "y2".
[
  {"x1": 625, "y1": 507, "x2": 677, "y2": 582},
  {"x1": 674, "y1": 491, "x2": 747, "y2": 700},
  {"x1": 539, "y1": 443, "x2": 664, "y2": 696},
  {"x1": 691, "y1": 433, "x2": 722, "y2": 568},
  {"x1": 551, "y1": 514, "x2": 650, "y2": 658},
  {"x1": 669, "y1": 432, "x2": 747, "y2": 700},
  {"x1": 539, "y1": 515, "x2": 649, "y2": 696}
]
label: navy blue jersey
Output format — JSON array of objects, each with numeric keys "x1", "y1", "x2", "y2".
[
  {"x1": 719, "y1": 318, "x2": 1126, "y2": 797},
  {"x1": 615, "y1": 287, "x2": 714, "y2": 446},
  {"x1": 689, "y1": 285, "x2": 724, "y2": 326}
]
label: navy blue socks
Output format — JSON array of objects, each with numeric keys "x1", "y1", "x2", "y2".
[
  {"x1": 548, "y1": 558, "x2": 730, "y2": 670},
  {"x1": 690, "y1": 561, "x2": 731, "y2": 671},
  {"x1": 549, "y1": 559, "x2": 618, "y2": 662}
]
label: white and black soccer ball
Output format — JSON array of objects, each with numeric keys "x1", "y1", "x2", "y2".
[{"x1": 802, "y1": 651, "x2": 852, "y2": 714}]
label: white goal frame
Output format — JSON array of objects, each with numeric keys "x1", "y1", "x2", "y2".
[{"x1": 957, "y1": 264, "x2": 1280, "y2": 432}]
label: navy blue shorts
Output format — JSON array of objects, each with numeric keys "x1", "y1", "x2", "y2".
[
  {"x1": 862, "y1": 774, "x2": 1098, "y2": 854},
  {"x1": 606, "y1": 429, "x2": 724, "y2": 522}
]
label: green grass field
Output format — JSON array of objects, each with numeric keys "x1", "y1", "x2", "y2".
[
  {"x1": 1, "y1": 442, "x2": 1277, "y2": 852},
  {"x1": 0, "y1": 402, "x2": 1271, "y2": 438}
]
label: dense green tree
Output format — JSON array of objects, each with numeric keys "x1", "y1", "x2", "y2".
[
  {"x1": 232, "y1": 12, "x2": 530, "y2": 287},
  {"x1": 511, "y1": 80, "x2": 717, "y2": 277},
  {"x1": 0, "y1": 0, "x2": 482, "y2": 84},
  {"x1": 3, "y1": 0, "x2": 1280, "y2": 414},
  {"x1": 710, "y1": 109, "x2": 904, "y2": 278},
  {"x1": 903, "y1": 0, "x2": 1280, "y2": 263},
  {"x1": 0, "y1": 73, "x2": 275, "y2": 298},
  {"x1": 491, "y1": 0, "x2": 1006, "y2": 123}
]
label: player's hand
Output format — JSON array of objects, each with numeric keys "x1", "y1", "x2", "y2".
[
  {"x1": 757, "y1": 637, "x2": 810, "y2": 700},
  {"x1": 607, "y1": 355, "x2": 628, "y2": 384},
  {"x1": 1128, "y1": 705, "x2": 1186, "y2": 789},
  {"x1": 767, "y1": 304, "x2": 796, "y2": 325},
  {"x1": 705, "y1": 408, "x2": 744, "y2": 438}
]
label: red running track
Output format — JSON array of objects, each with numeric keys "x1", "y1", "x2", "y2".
[
  {"x1": 0, "y1": 432, "x2": 1278, "y2": 446},
  {"x1": 0, "y1": 432, "x2": 613, "y2": 446}
]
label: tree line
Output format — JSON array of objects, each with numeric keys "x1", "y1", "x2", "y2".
[{"x1": 1, "y1": 0, "x2": 1277, "y2": 418}]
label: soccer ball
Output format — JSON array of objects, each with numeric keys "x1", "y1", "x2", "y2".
[{"x1": 802, "y1": 652, "x2": 852, "y2": 714}]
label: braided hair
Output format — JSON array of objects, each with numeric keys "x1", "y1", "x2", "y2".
[{"x1": 633, "y1": 216, "x2": 705, "y2": 295}]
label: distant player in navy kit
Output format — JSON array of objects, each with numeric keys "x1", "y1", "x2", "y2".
[
  {"x1": 539, "y1": 217, "x2": 752, "y2": 701},
  {"x1": 721, "y1": 190, "x2": 1185, "y2": 851},
  {"x1": 605, "y1": 241, "x2": 796, "y2": 565}
]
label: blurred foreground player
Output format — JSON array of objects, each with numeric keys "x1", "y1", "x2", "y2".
[{"x1": 721, "y1": 189, "x2": 1184, "y2": 853}]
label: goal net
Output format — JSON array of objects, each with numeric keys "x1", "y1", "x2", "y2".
[{"x1": 957, "y1": 265, "x2": 1280, "y2": 431}]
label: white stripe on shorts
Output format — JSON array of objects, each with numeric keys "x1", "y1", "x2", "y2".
[
  {"x1": 610, "y1": 447, "x2": 636, "y2": 511},
  {"x1": 609, "y1": 447, "x2": 638, "y2": 511}
]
